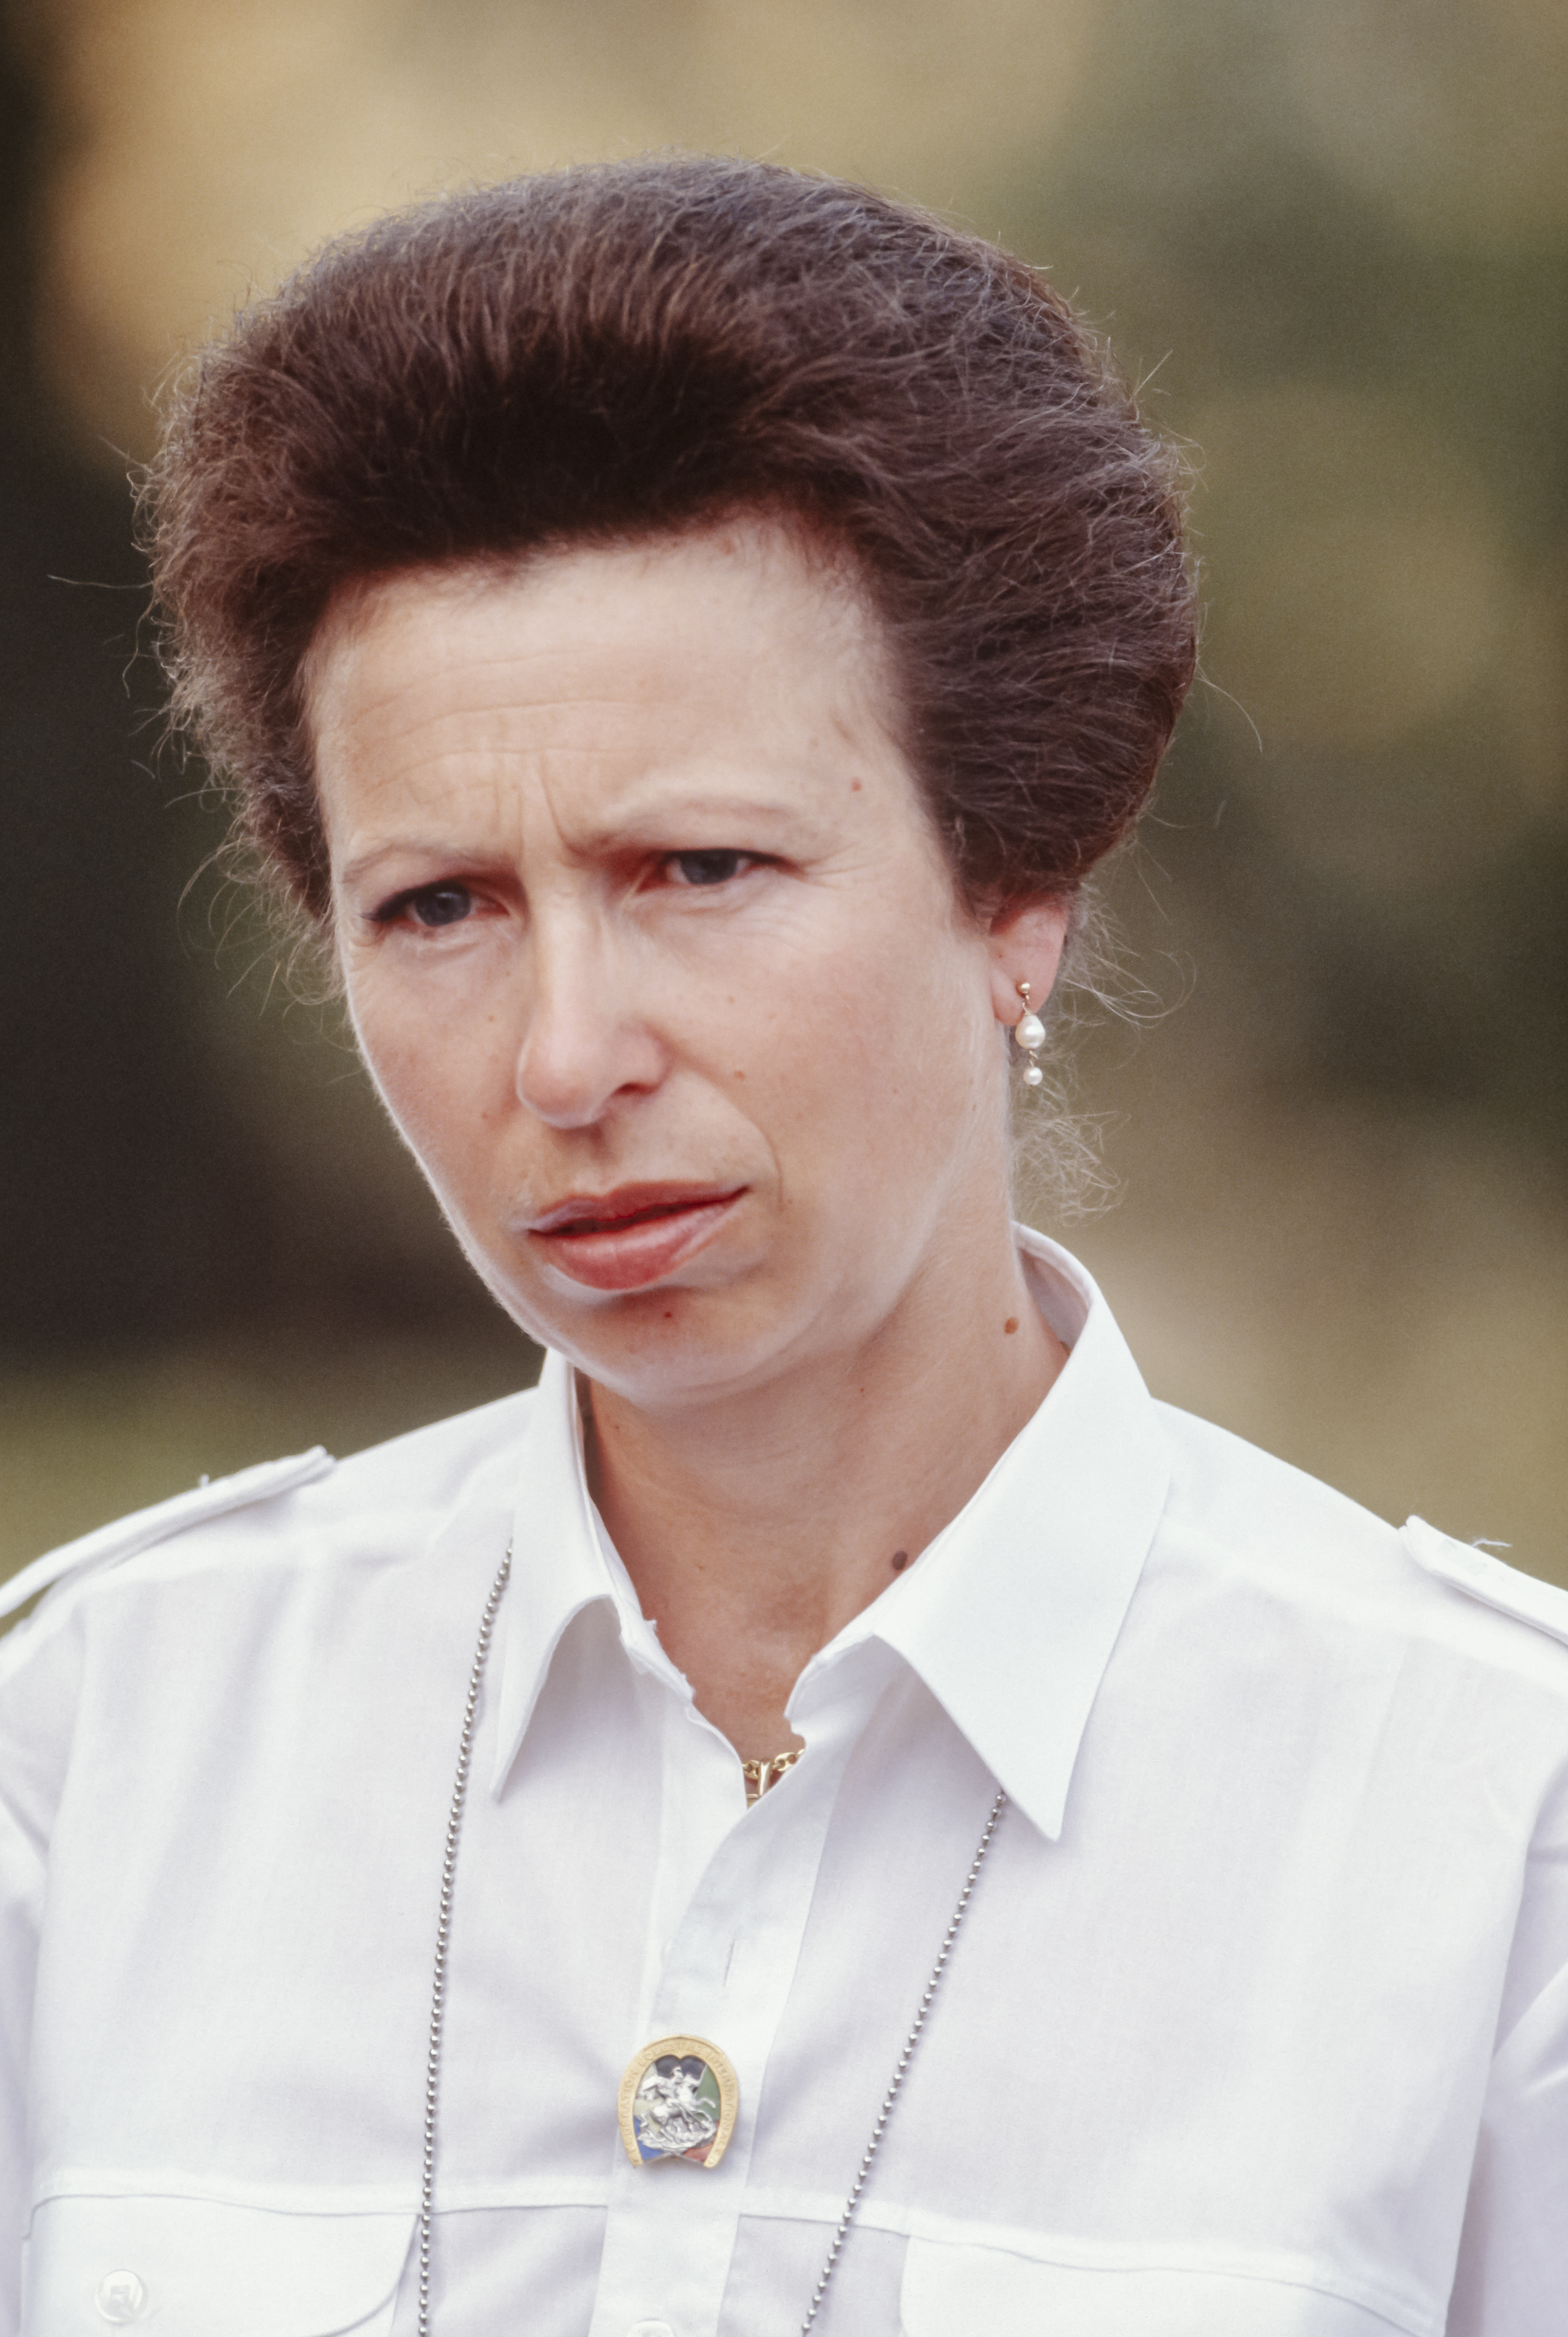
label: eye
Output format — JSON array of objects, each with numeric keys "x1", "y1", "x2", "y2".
[
  {"x1": 375, "y1": 882, "x2": 475, "y2": 929},
  {"x1": 666, "y1": 850, "x2": 750, "y2": 888}
]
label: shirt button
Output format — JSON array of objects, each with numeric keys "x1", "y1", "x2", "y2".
[
  {"x1": 95, "y1": 2270, "x2": 150, "y2": 2323},
  {"x1": 627, "y1": 2323, "x2": 677, "y2": 2337}
]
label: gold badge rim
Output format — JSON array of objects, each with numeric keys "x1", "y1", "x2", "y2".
[{"x1": 618, "y1": 2034, "x2": 739, "y2": 2170}]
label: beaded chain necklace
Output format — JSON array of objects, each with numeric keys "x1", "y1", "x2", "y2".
[{"x1": 416, "y1": 1547, "x2": 1006, "y2": 2337}]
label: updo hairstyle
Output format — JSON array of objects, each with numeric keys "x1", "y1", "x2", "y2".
[{"x1": 145, "y1": 155, "x2": 1196, "y2": 925}]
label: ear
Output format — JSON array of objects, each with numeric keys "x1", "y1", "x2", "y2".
[{"x1": 985, "y1": 896, "x2": 1073, "y2": 1028}]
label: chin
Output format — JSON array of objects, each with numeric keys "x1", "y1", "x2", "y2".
[{"x1": 540, "y1": 1278, "x2": 813, "y2": 1407}]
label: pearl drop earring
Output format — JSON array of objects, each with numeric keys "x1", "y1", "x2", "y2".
[{"x1": 1013, "y1": 982, "x2": 1045, "y2": 1088}]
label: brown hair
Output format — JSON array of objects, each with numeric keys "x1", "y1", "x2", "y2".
[{"x1": 145, "y1": 156, "x2": 1196, "y2": 924}]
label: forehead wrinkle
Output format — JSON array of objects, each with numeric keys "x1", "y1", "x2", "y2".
[
  {"x1": 314, "y1": 520, "x2": 890, "y2": 735},
  {"x1": 312, "y1": 521, "x2": 913, "y2": 884},
  {"x1": 325, "y1": 642, "x2": 788, "y2": 806},
  {"x1": 331, "y1": 660, "x2": 850, "y2": 847}
]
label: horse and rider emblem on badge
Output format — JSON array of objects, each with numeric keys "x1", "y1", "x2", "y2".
[{"x1": 618, "y1": 2035, "x2": 739, "y2": 2169}]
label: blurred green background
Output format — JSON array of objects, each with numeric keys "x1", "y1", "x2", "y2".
[{"x1": 2, "y1": 0, "x2": 1564, "y2": 1590}]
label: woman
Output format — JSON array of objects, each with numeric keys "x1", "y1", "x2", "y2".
[{"x1": 2, "y1": 158, "x2": 1564, "y2": 2337}]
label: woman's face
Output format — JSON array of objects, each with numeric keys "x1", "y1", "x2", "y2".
[{"x1": 310, "y1": 520, "x2": 1062, "y2": 1407}]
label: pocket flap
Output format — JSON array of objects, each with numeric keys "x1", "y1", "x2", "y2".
[
  {"x1": 25, "y1": 2195, "x2": 412, "y2": 2336},
  {"x1": 901, "y1": 2238, "x2": 1418, "y2": 2336}
]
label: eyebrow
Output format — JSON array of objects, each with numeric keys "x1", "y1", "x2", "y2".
[
  {"x1": 335, "y1": 841, "x2": 517, "y2": 896},
  {"x1": 335, "y1": 787, "x2": 816, "y2": 887}
]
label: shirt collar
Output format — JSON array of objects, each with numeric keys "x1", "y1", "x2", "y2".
[
  {"x1": 490, "y1": 1347, "x2": 685, "y2": 1794},
  {"x1": 491, "y1": 1228, "x2": 1171, "y2": 1836},
  {"x1": 791, "y1": 1229, "x2": 1171, "y2": 1839}
]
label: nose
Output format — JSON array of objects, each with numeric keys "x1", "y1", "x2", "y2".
[{"x1": 513, "y1": 925, "x2": 667, "y2": 1129}]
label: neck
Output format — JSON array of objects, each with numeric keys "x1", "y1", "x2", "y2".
[{"x1": 584, "y1": 1219, "x2": 1066, "y2": 1763}]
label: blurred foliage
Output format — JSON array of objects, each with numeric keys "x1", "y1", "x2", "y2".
[{"x1": 0, "y1": 0, "x2": 1563, "y2": 1576}]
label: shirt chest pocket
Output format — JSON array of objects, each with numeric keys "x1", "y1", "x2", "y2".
[
  {"x1": 23, "y1": 2195, "x2": 414, "y2": 2336},
  {"x1": 899, "y1": 2239, "x2": 1417, "y2": 2336}
]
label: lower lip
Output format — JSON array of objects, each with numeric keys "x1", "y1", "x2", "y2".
[{"x1": 529, "y1": 1194, "x2": 744, "y2": 1292}]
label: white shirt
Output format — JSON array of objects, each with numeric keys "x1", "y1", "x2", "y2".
[{"x1": 2, "y1": 1232, "x2": 1567, "y2": 2337}]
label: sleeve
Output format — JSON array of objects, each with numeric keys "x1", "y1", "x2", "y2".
[
  {"x1": 0, "y1": 1605, "x2": 84, "y2": 2337},
  {"x1": 0, "y1": 1449, "x2": 335, "y2": 2334},
  {"x1": 1445, "y1": 1784, "x2": 1568, "y2": 2334}
]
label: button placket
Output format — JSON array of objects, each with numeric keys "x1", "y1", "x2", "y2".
[{"x1": 589, "y1": 1691, "x2": 868, "y2": 2337}]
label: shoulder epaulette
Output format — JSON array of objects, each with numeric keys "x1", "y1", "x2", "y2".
[
  {"x1": 0, "y1": 1447, "x2": 336, "y2": 1626},
  {"x1": 1402, "y1": 1514, "x2": 1568, "y2": 1651}
]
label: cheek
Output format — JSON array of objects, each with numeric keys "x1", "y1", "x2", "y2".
[
  {"x1": 752, "y1": 923, "x2": 988, "y2": 1168},
  {"x1": 346, "y1": 971, "x2": 499, "y2": 1165}
]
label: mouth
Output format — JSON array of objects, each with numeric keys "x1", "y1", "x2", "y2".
[{"x1": 526, "y1": 1184, "x2": 747, "y2": 1292}]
